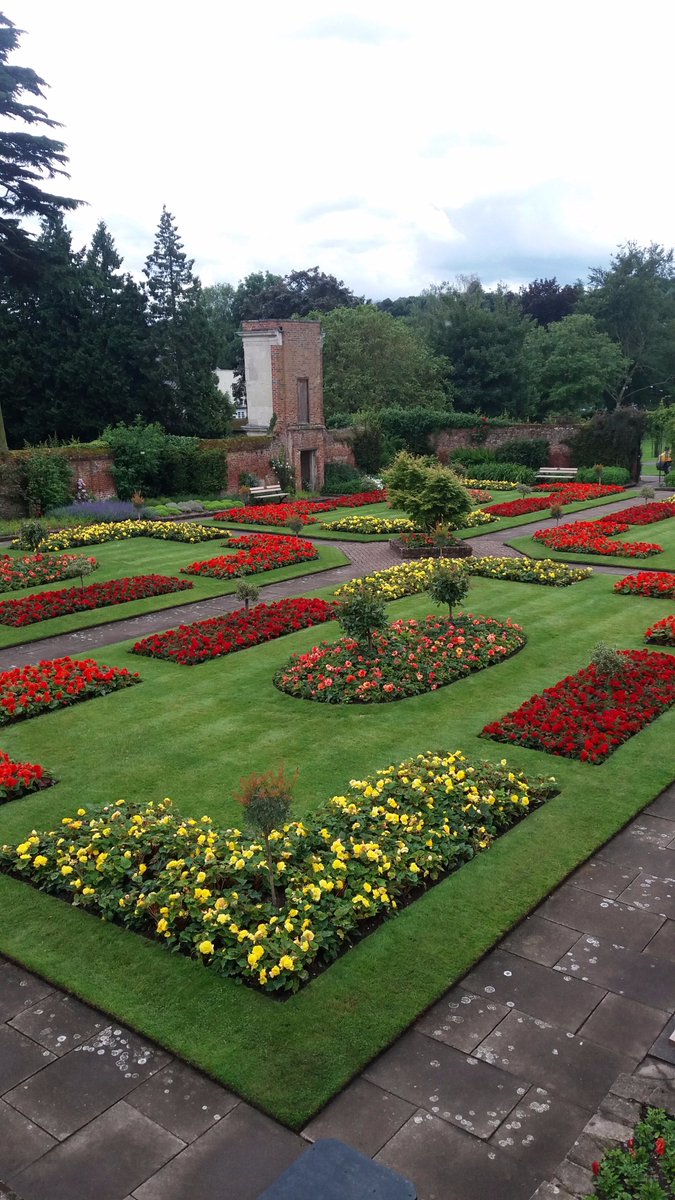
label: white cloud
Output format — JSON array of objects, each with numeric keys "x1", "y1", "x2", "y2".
[{"x1": 13, "y1": 0, "x2": 675, "y2": 297}]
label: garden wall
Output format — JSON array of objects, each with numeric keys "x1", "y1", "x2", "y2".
[{"x1": 432, "y1": 423, "x2": 579, "y2": 467}]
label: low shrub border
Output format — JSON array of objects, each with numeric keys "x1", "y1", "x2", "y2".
[
  {"x1": 132, "y1": 598, "x2": 337, "y2": 665},
  {"x1": 0, "y1": 750, "x2": 556, "y2": 995},
  {"x1": 0, "y1": 657, "x2": 140, "y2": 725},
  {"x1": 0, "y1": 575, "x2": 193, "y2": 627},
  {"x1": 614, "y1": 572, "x2": 675, "y2": 598},
  {"x1": 335, "y1": 556, "x2": 591, "y2": 603},
  {"x1": 181, "y1": 535, "x2": 318, "y2": 580},
  {"x1": 0, "y1": 553, "x2": 98, "y2": 593},
  {"x1": 30, "y1": 521, "x2": 228, "y2": 552},
  {"x1": 482, "y1": 649, "x2": 675, "y2": 764},
  {"x1": 645, "y1": 615, "x2": 675, "y2": 646},
  {"x1": 0, "y1": 750, "x2": 53, "y2": 804},
  {"x1": 274, "y1": 614, "x2": 526, "y2": 704}
]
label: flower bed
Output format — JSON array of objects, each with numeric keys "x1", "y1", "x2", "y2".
[
  {"x1": 484, "y1": 497, "x2": 552, "y2": 517},
  {"x1": 614, "y1": 571, "x2": 675, "y2": 598},
  {"x1": 588, "y1": 1107, "x2": 675, "y2": 1197},
  {"x1": 0, "y1": 657, "x2": 140, "y2": 725},
  {"x1": 32, "y1": 521, "x2": 227, "y2": 552},
  {"x1": 0, "y1": 750, "x2": 555, "y2": 993},
  {"x1": 181, "y1": 534, "x2": 318, "y2": 580},
  {"x1": 597, "y1": 501, "x2": 675, "y2": 526},
  {"x1": 0, "y1": 575, "x2": 193, "y2": 627},
  {"x1": 533, "y1": 483, "x2": 625, "y2": 500},
  {"x1": 645, "y1": 615, "x2": 675, "y2": 645},
  {"x1": 482, "y1": 649, "x2": 675, "y2": 763},
  {"x1": 0, "y1": 750, "x2": 53, "y2": 804},
  {"x1": 467, "y1": 489, "x2": 493, "y2": 503},
  {"x1": 335, "y1": 556, "x2": 590, "y2": 602},
  {"x1": 0, "y1": 553, "x2": 98, "y2": 593},
  {"x1": 533, "y1": 521, "x2": 662, "y2": 558},
  {"x1": 464, "y1": 478, "x2": 519, "y2": 491},
  {"x1": 132, "y1": 597, "x2": 336, "y2": 664},
  {"x1": 214, "y1": 492, "x2": 385, "y2": 527},
  {"x1": 323, "y1": 516, "x2": 415, "y2": 535},
  {"x1": 274, "y1": 614, "x2": 526, "y2": 704}
]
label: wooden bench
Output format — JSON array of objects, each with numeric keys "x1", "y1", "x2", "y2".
[
  {"x1": 536, "y1": 467, "x2": 578, "y2": 482},
  {"x1": 248, "y1": 485, "x2": 288, "y2": 505}
]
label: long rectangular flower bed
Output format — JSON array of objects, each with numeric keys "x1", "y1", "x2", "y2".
[
  {"x1": 132, "y1": 597, "x2": 336, "y2": 664},
  {"x1": 181, "y1": 534, "x2": 318, "y2": 579},
  {"x1": 533, "y1": 521, "x2": 662, "y2": 558},
  {"x1": 0, "y1": 750, "x2": 557, "y2": 994},
  {"x1": 598, "y1": 501, "x2": 675, "y2": 526},
  {"x1": 614, "y1": 572, "x2": 675, "y2": 598},
  {"x1": 32, "y1": 521, "x2": 228, "y2": 552},
  {"x1": 213, "y1": 492, "x2": 385, "y2": 527},
  {"x1": 0, "y1": 554, "x2": 98, "y2": 593},
  {"x1": 645, "y1": 615, "x2": 675, "y2": 645},
  {"x1": 0, "y1": 575, "x2": 193, "y2": 627},
  {"x1": 0, "y1": 657, "x2": 140, "y2": 725},
  {"x1": 335, "y1": 556, "x2": 591, "y2": 602},
  {"x1": 484, "y1": 483, "x2": 626, "y2": 519},
  {"x1": 482, "y1": 649, "x2": 675, "y2": 764},
  {"x1": 0, "y1": 750, "x2": 53, "y2": 804}
]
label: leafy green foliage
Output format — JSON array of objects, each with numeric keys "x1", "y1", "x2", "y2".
[
  {"x1": 427, "y1": 562, "x2": 470, "y2": 616},
  {"x1": 571, "y1": 408, "x2": 647, "y2": 473},
  {"x1": 336, "y1": 583, "x2": 387, "y2": 651},
  {"x1": 17, "y1": 519, "x2": 45, "y2": 552},
  {"x1": 102, "y1": 420, "x2": 228, "y2": 499},
  {"x1": 494, "y1": 439, "x2": 550, "y2": 468},
  {"x1": 237, "y1": 764, "x2": 296, "y2": 907},
  {"x1": 524, "y1": 313, "x2": 627, "y2": 418},
  {"x1": 589, "y1": 1108, "x2": 675, "y2": 1199},
  {"x1": 384, "y1": 452, "x2": 473, "y2": 530},
  {"x1": 351, "y1": 423, "x2": 387, "y2": 473},
  {"x1": 576, "y1": 466, "x2": 630, "y2": 485},
  {"x1": 235, "y1": 581, "x2": 260, "y2": 611},
  {"x1": 11, "y1": 449, "x2": 74, "y2": 515}
]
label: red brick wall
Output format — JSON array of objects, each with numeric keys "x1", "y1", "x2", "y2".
[
  {"x1": 432, "y1": 424, "x2": 579, "y2": 468},
  {"x1": 241, "y1": 320, "x2": 325, "y2": 432}
]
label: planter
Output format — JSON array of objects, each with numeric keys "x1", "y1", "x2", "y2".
[{"x1": 389, "y1": 539, "x2": 473, "y2": 560}]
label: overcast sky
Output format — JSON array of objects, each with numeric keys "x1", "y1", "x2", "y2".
[{"x1": 14, "y1": 0, "x2": 675, "y2": 300}]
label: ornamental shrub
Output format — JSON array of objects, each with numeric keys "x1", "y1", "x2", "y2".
[
  {"x1": 17, "y1": 520, "x2": 45, "y2": 552},
  {"x1": 322, "y1": 462, "x2": 361, "y2": 493},
  {"x1": 427, "y1": 562, "x2": 470, "y2": 616},
  {"x1": 336, "y1": 583, "x2": 387, "y2": 651},
  {"x1": 12, "y1": 450, "x2": 74, "y2": 516},
  {"x1": 576, "y1": 466, "x2": 631, "y2": 485},
  {"x1": 459, "y1": 462, "x2": 537, "y2": 484},
  {"x1": 494, "y1": 438, "x2": 550, "y2": 468},
  {"x1": 237, "y1": 764, "x2": 297, "y2": 908},
  {"x1": 384, "y1": 452, "x2": 472, "y2": 530},
  {"x1": 570, "y1": 408, "x2": 646, "y2": 474},
  {"x1": 235, "y1": 581, "x2": 259, "y2": 611},
  {"x1": 352, "y1": 423, "x2": 387, "y2": 472}
]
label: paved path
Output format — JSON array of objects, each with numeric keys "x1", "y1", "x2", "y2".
[{"x1": 1, "y1": 787, "x2": 674, "y2": 1200}]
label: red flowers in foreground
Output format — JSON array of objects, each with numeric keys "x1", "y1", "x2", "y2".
[
  {"x1": 181, "y1": 534, "x2": 318, "y2": 579},
  {"x1": 0, "y1": 749, "x2": 52, "y2": 803},
  {"x1": 614, "y1": 572, "x2": 675, "y2": 598},
  {"x1": 645, "y1": 615, "x2": 675, "y2": 645},
  {"x1": 214, "y1": 492, "x2": 385, "y2": 526},
  {"x1": 0, "y1": 657, "x2": 140, "y2": 726},
  {"x1": 485, "y1": 482, "x2": 626, "y2": 518},
  {"x1": 482, "y1": 649, "x2": 675, "y2": 763},
  {"x1": 484, "y1": 497, "x2": 552, "y2": 517},
  {"x1": 0, "y1": 575, "x2": 193, "y2": 627},
  {"x1": 598, "y1": 502, "x2": 675, "y2": 526},
  {"x1": 534, "y1": 521, "x2": 662, "y2": 558},
  {"x1": 0, "y1": 553, "x2": 98, "y2": 593},
  {"x1": 133, "y1": 597, "x2": 336, "y2": 664}
]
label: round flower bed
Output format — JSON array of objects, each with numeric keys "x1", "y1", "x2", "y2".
[
  {"x1": 274, "y1": 613, "x2": 526, "y2": 704},
  {"x1": 614, "y1": 571, "x2": 675, "y2": 598},
  {"x1": 645, "y1": 615, "x2": 675, "y2": 646}
]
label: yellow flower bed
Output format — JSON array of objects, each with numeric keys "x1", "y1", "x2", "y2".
[
  {"x1": 463, "y1": 478, "x2": 520, "y2": 491},
  {"x1": 322, "y1": 516, "x2": 416, "y2": 534},
  {"x1": 335, "y1": 556, "x2": 591, "y2": 601},
  {"x1": 23, "y1": 521, "x2": 227, "y2": 552},
  {"x1": 461, "y1": 509, "x2": 498, "y2": 528},
  {"x1": 1, "y1": 751, "x2": 556, "y2": 994}
]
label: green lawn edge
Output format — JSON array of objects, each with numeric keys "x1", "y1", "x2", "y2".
[
  {"x1": 509, "y1": 513, "x2": 675, "y2": 571},
  {"x1": 0, "y1": 543, "x2": 348, "y2": 649}
]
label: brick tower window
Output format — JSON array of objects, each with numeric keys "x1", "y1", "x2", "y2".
[{"x1": 297, "y1": 377, "x2": 309, "y2": 424}]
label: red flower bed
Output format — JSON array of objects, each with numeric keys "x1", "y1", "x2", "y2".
[
  {"x1": 484, "y1": 497, "x2": 552, "y2": 517},
  {"x1": 645, "y1": 616, "x2": 675, "y2": 646},
  {"x1": 213, "y1": 492, "x2": 385, "y2": 526},
  {"x1": 274, "y1": 614, "x2": 526, "y2": 704},
  {"x1": 181, "y1": 534, "x2": 318, "y2": 579},
  {"x1": 533, "y1": 483, "x2": 625, "y2": 500},
  {"x1": 482, "y1": 649, "x2": 675, "y2": 763},
  {"x1": 0, "y1": 657, "x2": 140, "y2": 725},
  {"x1": 533, "y1": 521, "x2": 662, "y2": 558},
  {"x1": 597, "y1": 502, "x2": 675, "y2": 526},
  {"x1": 614, "y1": 572, "x2": 675, "y2": 598},
  {"x1": 133, "y1": 597, "x2": 336, "y2": 664},
  {"x1": 0, "y1": 575, "x2": 193, "y2": 627},
  {"x1": 0, "y1": 553, "x2": 98, "y2": 593},
  {"x1": 467, "y1": 488, "x2": 492, "y2": 504},
  {"x1": 0, "y1": 750, "x2": 53, "y2": 803}
]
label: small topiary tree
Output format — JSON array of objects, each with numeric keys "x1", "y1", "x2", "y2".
[
  {"x1": 550, "y1": 503, "x2": 563, "y2": 524},
  {"x1": 237, "y1": 765, "x2": 296, "y2": 908},
  {"x1": 384, "y1": 451, "x2": 472, "y2": 531},
  {"x1": 640, "y1": 486, "x2": 655, "y2": 503},
  {"x1": 593, "y1": 463, "x2": 604, "y2": 482},
  {"x1": 288, "y1": 517, "x2": 304, "y2": 536},
  {"x1": 235, "y1": 580, "x2": 259, "y2": 612},
  {"x1": 62, "y1": 557, "x2": 97, "y2": 591},
  {"x1": 591, "y1": 641, "x2": 627, "y2": 681},
  {"x1": 336, "y1": 583, "x2": 386, "y2": 652},
  {"x1": 427, "y1": 561, "x2": 470, "y2": 617},
  {"x1": 17, "y1": 519, "x2": 45, "y2": 552},
  {"x1": 517, "y1": 482, "x2": 532, "y2": 500}
]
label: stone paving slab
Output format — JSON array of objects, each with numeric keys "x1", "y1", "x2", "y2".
[
  {"x1": 489, "y1": 1085, "x2": 590, "y2": 1176},
  {"x1": 577, "y1": 992, "x2": 669, "y2": 1059},
  {"x1": 618, "y1": 869, "x2": 675, "y2": 917},
  {"x1": 500, "y1": 916, "x2": 581, "y2": 967},
  {"x1": 0, "y1": 962, "x2": 53, "y2": 1024},
  {"x1": 125, "y1": 1060, "x2": 238, "y2": 1142},
  {"x1": 537, "y1": 883, "x2": 666, "y2": 950},
  {"x1": 570, "y1": 858, "x2": 641, "y2": 899},
  {"x1": 0, "y1": 1099, "x2": 56, "y2": 1178},
  {"x1": 554, "y1": 932, "x2": 675, "y2": 1009},
  {"x1": 9, "y1": 993, "x2": 106, "y2": 1056},
  {"x1": 10, "y1": 1100, "x2": 184, "y2": 1200},
  {"x1": 0, "y1": 1025, "x2": 55, "y2": 1094},
  {"x1": 414, "y1": 987, "x2": 510, "y2": 1054},
  {"x1": 301, "y1": 1078, "x2": 416, "y2": 1157},
  {"x1": 461, "y1": 948, "x2": 606, "y2": 1032}
]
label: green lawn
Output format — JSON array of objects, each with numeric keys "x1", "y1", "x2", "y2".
[
  {"x1": 0, "y1": 538, "x2": 347, "y2": 648},
  {"x1": 0, "y1": 569, "x2": 674, "y2": 1128},
  {"x1": 510, "y1": 512, "x2": 675, "y2": 571}
]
